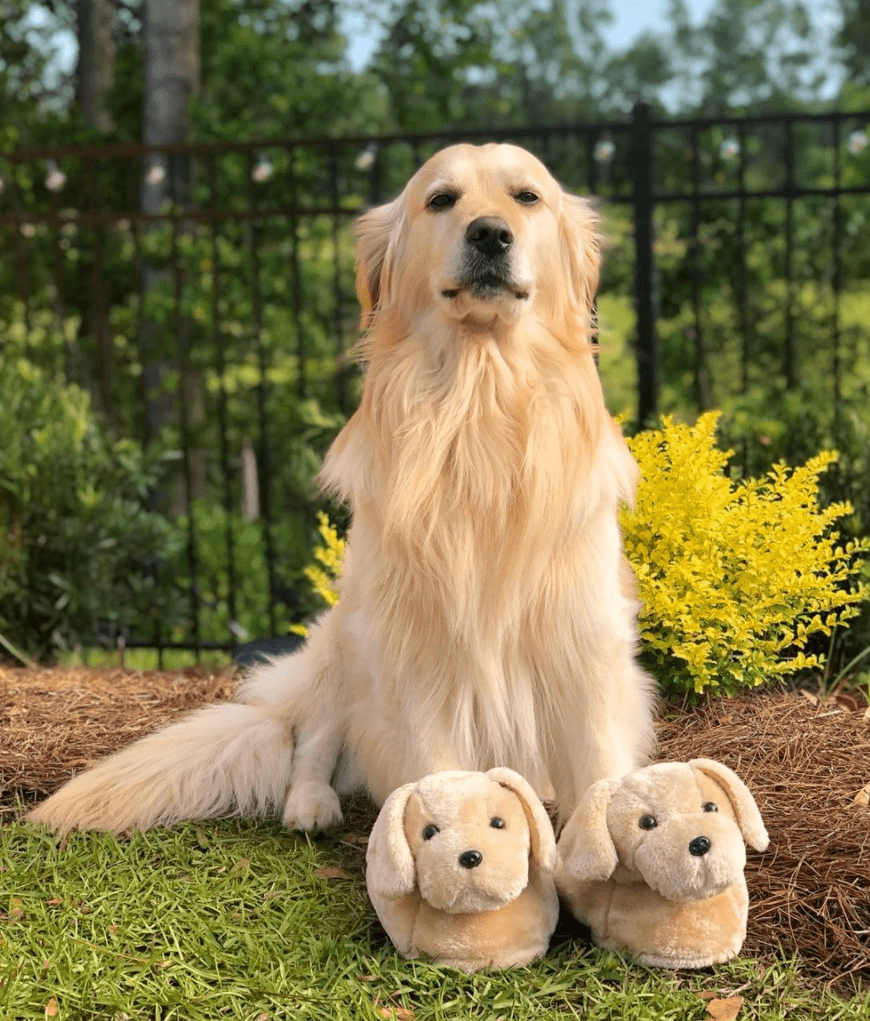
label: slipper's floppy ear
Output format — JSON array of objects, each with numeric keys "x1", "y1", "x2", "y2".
[
  {"x1": 486, "y1": 767, "x2": 557, "y2": 873},
  {"x1": 689, "y1": 758, "x2": 769, "y2": 852},
  {"x1": 366, "y1": 781, "x2": 419, "y2": 900},
  {"x1": 557, "y1": 777, "x2": 622, "y2": 881}
]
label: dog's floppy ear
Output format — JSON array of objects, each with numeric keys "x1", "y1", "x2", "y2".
[
  {"x1": 559, "y1": 193, "x2": 601, "y2": 327},
  {"x1": 556, "y1": 777, "x2": 621, "y2": 881},
  {"x1": 486, "y1": 767, "x2": 557, "y2": 873},
  {"x1": 354, "y1": 195, "x2": 407, "y2": 329},
  {"x1": 365, "y1": 781, "x2": 418, "y2": 899},
  {"x1": 689, "y1": 758, "x2": 769, "y2": 852}
]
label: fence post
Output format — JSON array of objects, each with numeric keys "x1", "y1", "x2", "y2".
[{"x1": 629, "y1": 100, "x2": 658, "y2": 429}]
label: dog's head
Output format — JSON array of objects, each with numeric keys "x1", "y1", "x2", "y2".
[
  {"x1": 366, "y1": 768, "x2": 558, "y2": 914},
  {"x1": 355, "y1": 143, "x2": 600, "y2": 334},
  {"x1": 558, "y1": 759, "x2": 769, "y2": 904}
]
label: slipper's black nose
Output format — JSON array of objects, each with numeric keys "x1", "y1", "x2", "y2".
[
  {"x1": 458, "y1": 849, "x2": 483, "y2": 869},
  {"x1": 689, "y1": 836, "x2": 711, "y2": 857}
]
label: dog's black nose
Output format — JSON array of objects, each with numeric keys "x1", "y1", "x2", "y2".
[
  {"x1": 458, "y1": 849, "x2": 483, "y2": 869},
  {"x1": 466, "y1": 217, "x2": 513, "y2": 257},
  {"x1": 689, "y1": 836, "x2": 711, "y2": 857}
]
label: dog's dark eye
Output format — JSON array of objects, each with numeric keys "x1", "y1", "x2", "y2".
[
  {"x1": 428, "y1": 192, "x2": 457, "y2": 210},
  {"x1": 639, "y1": 815, "x2": 658, "y2": 830},
  {"x1": 703, "y1": 802, "x2": 719, "y2": 813},
  {"x1": 489, "y1": 817, "x2": 505, "y2": 829},
  {"x1": 514, "y1": 190, "x2": 539, "y2": 205},
  {"x1": 422, "y1": 824, "x2": 439, "y2": 840}
]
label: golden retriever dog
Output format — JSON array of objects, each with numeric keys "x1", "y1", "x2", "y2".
[{"x1": 29, "y1": 143, "x2": 655, "y2": 836}]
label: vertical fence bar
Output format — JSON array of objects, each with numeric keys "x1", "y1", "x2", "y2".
[
  {"x1": 287, "y1": 146, "x2": 306, "y2": 400},
  {"x1": 689, "y1": 125, "x2": 711, "y2": 411},
  {"x1": 128, "y1": 211, "x2": 164, "y2": 664},
  {"x1": 246, "y1": 151, "x2": 278, "y2": 637},
  {"x1": 170, "y1": 216, "x2": 202, "y2": 660},
  {"x1": 50, "y1": 216, "x2": 74, "y2": 383},
  {"x1": 328, "y1": 143, "x2": 350, "y2": 416},
  {"x1": 208, "y1": 155, "x2": 239, "y2": 646},
  {"x1": 7, "y1": 161, "x2": 34, "y2": 351},
  {"x1": 630, "y1": 101, "x2": 658, "y2": 428},
  {"x1": 736, "y1": 123, "x2": 750, "y2": 397},
  {"x1": 587, "y1": 130, "x2": 598, "y2": 196},
  {"x1": 831, "y1": 117, "x2": 843, "y2": 441},
  {"x1": 783, "y1": 120, "x2": 797, "y2": 390}
]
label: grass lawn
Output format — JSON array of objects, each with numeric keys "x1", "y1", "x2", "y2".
[{"x1": 1, "y1": 819, "x2": 865, "y2": 1021}]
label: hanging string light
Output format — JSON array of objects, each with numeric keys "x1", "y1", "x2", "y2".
[{"x1": 45, "y1": 159, "x2": 67, "y2": 192}]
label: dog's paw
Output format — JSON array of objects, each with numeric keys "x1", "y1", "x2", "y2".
[{"x1": 282, "y1": 781, "x2": 343, "y2": 831}]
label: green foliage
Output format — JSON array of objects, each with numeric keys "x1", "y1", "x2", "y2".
[
  {"x1": 2, "y1": 820, "x2": 868, "y2": 1019},
  {"x1": 193, "y1": 0, "x2": 388, "y2": 141},
  {"x1": 0, "y1": 357, "x2": 181, "y2": 661},
  {"x1": 166, "y1": 501, "x2": 318, "y2": 646},
  {"x1": 622, "y1": 413, "x2": 868, "y2": 696}
]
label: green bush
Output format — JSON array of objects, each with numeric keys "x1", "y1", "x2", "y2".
[
  {"x1": 0, "y1": 358, "x2": 181, "y2": 661},
  {"x1": 622, "y1": 413, "x2": 868, "y2": 697},
  {"x1": 165, "y1": 500, "x2": 325, "y2": 646}
]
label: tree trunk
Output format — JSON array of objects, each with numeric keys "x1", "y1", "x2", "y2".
[
  {"x1": 76, "y1": 2, "x2": 118, "y2": 422},
  {"x1": 77, "y1": 0, "x2": 116, "y2": 132},
  {"x1": 139, "y1": 0, "x2": 201, "y2": 511}
]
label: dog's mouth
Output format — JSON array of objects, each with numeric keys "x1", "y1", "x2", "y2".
[
  {"x1": 441, "y1": 245, "x2": 531, "y2": 304},
  {"x1": 441, "y1": 275, "x2": 530, "y2": 302}
]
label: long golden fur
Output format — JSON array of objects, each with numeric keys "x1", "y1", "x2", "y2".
[{"x1": 29, "y1": 143, "x2": 655, "y2": 835}]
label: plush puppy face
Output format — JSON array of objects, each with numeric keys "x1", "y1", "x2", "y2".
[
  {"x1": 606, "y1": 763, "x2": 751, "y2": 902},
  {"x1": 402, "y1": 772, "x2": 533, "y2": 914},
  {"x1": 558, "y1": 759, "x2": 769, "y2": 905},
  {"x1": 355, "y1": 142, "x2": 600, "y2": 333}
]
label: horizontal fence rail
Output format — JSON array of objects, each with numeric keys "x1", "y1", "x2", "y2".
[{"x1": 2, "y1": 103, "x2": 869, "y2": 661}]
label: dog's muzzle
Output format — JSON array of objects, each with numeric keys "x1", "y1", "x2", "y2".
[{"x1": 442, "y1": 216, "x2": 529, "y2": 302}]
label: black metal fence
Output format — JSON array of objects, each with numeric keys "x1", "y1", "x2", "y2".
[{"x1": 3, "y1": 103, "x2": 870, "y2": 660}]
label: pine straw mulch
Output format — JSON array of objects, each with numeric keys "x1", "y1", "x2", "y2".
[{"x1": 1, "y1": 665, "x2": 869, "y2": 995}]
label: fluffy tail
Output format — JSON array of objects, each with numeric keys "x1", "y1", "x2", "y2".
[{"x1": 27, "y1": 701, "x2": 295, "y2": 835}]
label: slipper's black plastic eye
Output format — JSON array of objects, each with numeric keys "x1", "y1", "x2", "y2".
[
  {"x1": 703, "y1": 802, "x2": 719, "y2": 813},
  {"x1": 489, "y1": 817, "x2": 505, "y2": 829},
  {"x1": 639, "y1": 815, "x2": 658, "y2": 830},
  {"x1": 422, "y1": 824, "x2": 439, "y2": 840}
]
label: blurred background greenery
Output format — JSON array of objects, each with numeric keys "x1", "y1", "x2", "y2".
[{"x1": 1, "y1": 0, "x2": 868, "y2": 684}]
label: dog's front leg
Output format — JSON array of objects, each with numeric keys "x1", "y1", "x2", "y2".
[
  {"x1": 550, "y1": 658, "x2": 655, "y2": 825},
  {"x1": 244, "y1": 611, "x2": 348, "y2": 831},
  {"x1": 282, "y1": 714, "x2": 345, "y2": 831}
]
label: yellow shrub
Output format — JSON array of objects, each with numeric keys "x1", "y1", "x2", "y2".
[
  {"x1": 301, "y1": 414, "x2": 868, "y2": 697},
  {"x1": 303, "y1": 511, "x2": 345, "y2": 608},
  {"x1": 622, "y1": 413, "x2": 868, "y2": 696}
]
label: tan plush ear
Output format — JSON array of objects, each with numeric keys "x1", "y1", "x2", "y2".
[
  {"x1": 559, "y1": 192, "x2": 601, "y2": 329},
  {"x1": 689, "y1": 758, "x2": 770, "y2": 852},
  {"x1": 354, "y1": 195, "x2": 406, "y2": 329},
  {"x1": 365, "y1": 781, "x2": 418, "y2": 899},
  {"x1": 556, "y1": 777, "x2": 621, "y2": 881},
  {"x1": 486, "y1": 767, "x2": 557, "y2": 874}
]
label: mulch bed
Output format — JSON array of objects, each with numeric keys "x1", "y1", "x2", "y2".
[{"x1": 2, "y1": 665, "x2": 869, "y2": 994}]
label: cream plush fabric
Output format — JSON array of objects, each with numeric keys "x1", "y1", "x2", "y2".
[
  {"x1": 556, "y1": 759, "x2": 769, "y2": 969},
  {"x1": 366, "y1": 768, "x2": 559, "y2": 972}
]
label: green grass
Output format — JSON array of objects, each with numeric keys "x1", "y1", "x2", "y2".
[{"x1": 1, "y1": 821, "x2": 866, "y2": 1020}]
